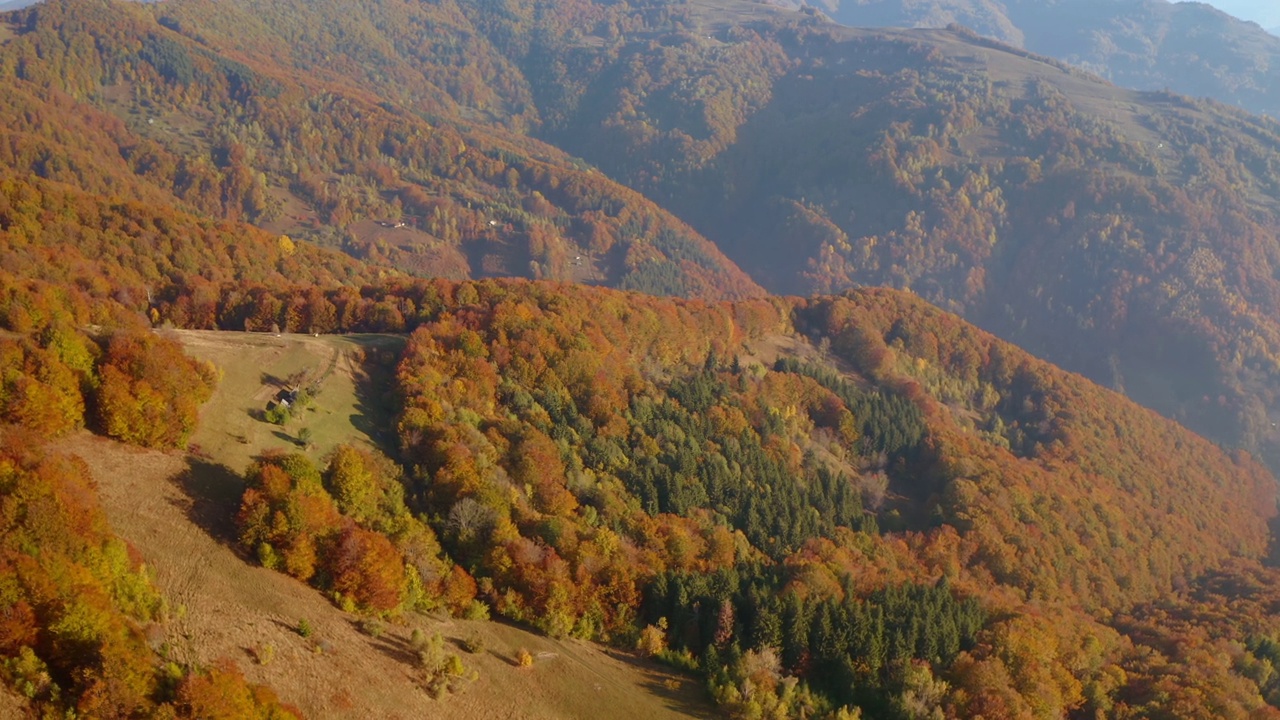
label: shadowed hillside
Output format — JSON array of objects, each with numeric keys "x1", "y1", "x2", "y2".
[
  {"x1": 479, "y1": 0, "x2": 1280, "y2": 466},
  {"x1": 822, "y1": 0, "x2": 1280, "y2": 119}
]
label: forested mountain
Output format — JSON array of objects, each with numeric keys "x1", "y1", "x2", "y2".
[
  {"x1": 14, "y1": 0, "x2": 1280, "y2": 462},
  {"x1": 8, "y1": 0, "x2": 1280, "y2": 716},
  {"x1": 0, "y1": 0, "x2": 762, "y2": 301},
  {"x1": 228, "y1": 277, "x2": 1280, "y2": 717},
  {"x1": 460, "y1": 0, "x2": 1280, "y2": 467},
  {"x1": 820, "y1": 0, "x2": 1280, "y2": 119}
]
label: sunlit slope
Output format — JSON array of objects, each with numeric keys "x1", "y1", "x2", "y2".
[
  {"x1": 0, "y1": 0, "x2": 762, "y2": 301},
  {"x1": 368, "y1": 278, "x2": 1279, "y2": 715},
  {"x1": 12, "y1": 0, "x2": 1280, "y2": 463}
]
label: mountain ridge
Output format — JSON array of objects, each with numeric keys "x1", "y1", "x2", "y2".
[
  {"x1": 821, "y1": 0, "x2": 1280, "y2": 118},
  {"x1": 0, "y1": 0, "x2": 765, "y2": 302},
  {"x1": 9, "y1": 0, "x2": 1280, "y2": 462}
]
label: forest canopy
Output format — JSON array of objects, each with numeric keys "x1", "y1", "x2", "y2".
[{"x1": 3, "y1": 0, "x2": 1280, "y2": 716}]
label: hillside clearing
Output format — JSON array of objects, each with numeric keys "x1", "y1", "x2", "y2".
[{"x1": 174, "y1": 330, "x2": 403, "y2": 473}]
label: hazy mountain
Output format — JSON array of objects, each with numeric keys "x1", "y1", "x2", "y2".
[
  {"x1": 7, "y1": 0, "x2": 1280, "y2": 457},
  {"x1": 481, "y1": 2, "x2": 1280, "y2": 472},
  {"x1": 823, "y1": 0, "x2": 1280, "y2": 118}
]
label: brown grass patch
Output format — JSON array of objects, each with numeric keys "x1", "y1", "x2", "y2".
[{"x1": 0, "y1": 686, "x2": 28, "y2": 717}]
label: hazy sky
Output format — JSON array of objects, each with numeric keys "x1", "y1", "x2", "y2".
[{"x1": 1190, "y1": 0, "x2": 1280, "y2": 28}]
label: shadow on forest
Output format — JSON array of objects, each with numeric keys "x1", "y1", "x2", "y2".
[
  {"x1": 1265, "y1": 515, "x2": 1280, "y2": 568},
  {"x1": 172, "y1": 459, "x2": 246, "y2": 547},
  {"x1": 346, "y1": 336, "x2": 406, "y2": 455},
  {"x1": 602, "y1": 649, "x2": 717, "y2": 719},
  {"x1": 347, "y1": 618, "x2": 421, "y2": 666}
]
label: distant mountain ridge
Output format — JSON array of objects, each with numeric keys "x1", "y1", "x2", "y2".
[
  {"x1": 0, "y1": 0, "x2": 764, "y2": 302},
  {"x1": 822, "y1": 0, "x2": 1280, "y2": 118}
]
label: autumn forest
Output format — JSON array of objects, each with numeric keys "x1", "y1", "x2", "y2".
[{"x1": 6, "y1": 0, "x2": 1280, "y2": 717}]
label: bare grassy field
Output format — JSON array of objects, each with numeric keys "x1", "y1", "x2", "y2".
[
  {"x1": 60, "y1": 435, "x2": 712, "y2": 719},
  {"x1": 688, "y1": 0, "x2": 792, "y2": 30},
  {"x1": 346, "y1": 219, "x2": 474, "y2": 278},
  {"x1": 174, "y1": 329, "x2": 403, "y2": 474},
  {"x1": 256, "y1": 187, "x2": 322, "y2": 237}
]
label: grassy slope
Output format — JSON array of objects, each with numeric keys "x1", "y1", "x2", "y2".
[
  {"x1": 53, "y1": 330, "x2": 715, "y2": 720},
  {"x1": 177, "y1": 330, "x2": 404, "y2": 472}
]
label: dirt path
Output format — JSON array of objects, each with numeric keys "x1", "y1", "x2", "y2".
[{"x1": 56, "y1": 432, "x2": 715, "y2": 719}]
